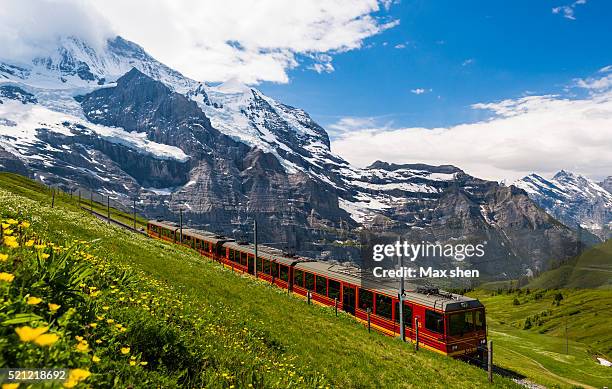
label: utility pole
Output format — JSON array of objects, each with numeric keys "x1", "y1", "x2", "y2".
[
  {"x1": 179, "y1": 209, "x2": 183, "y2": 243},
  {"x1": 133, "y1": 199, "x2": 137, "y2": 230},
  {"x1": 90, "y1": 191, "x2": 93, "y2": 212},
  {"x1": 399, "y1": 236, "x2": 406, "y2": 342},
  {"x1": 415, "y1": 317, "x2": 419, "y2": 351},
  {"x1": 107, "y1": 196, "x2": 110, "y2": 223},
  {"x1": 254, "y1": 219, "x2": 258, "y2": 278},
  {"x1": 51, "y1": 189, "x2": 55, "y2": 208},
  {"x1": 487, "y1": 340, "x2": 493, "y2": 383}
]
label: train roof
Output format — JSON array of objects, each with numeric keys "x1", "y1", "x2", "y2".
[
  {"x1": 182, "y1": 228, "x2": 234, "y2": 244},
  {"x1": 223, "y1": 241, "x2": 309, "y2": 266},
  {"x1": 148, "y1": 220, "x2": 179, "y2": 231},
  {"x1": 295, "y1": 261, "x2": 482, "y2": 312},
  {"x1": 148, "y1": 221, "x2": 483, "y2": 312}
]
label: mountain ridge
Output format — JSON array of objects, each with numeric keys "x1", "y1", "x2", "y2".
[{"x1": 0, "y1": 35, "x2": 584, "y2": 279}]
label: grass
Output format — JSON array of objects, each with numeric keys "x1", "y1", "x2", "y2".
[
  {"x1": 0, "y1": 172, "x2": 519, "y2": 388},
  {"x1": 469, "y1": 288, "x2": 612, "y2": 389}
]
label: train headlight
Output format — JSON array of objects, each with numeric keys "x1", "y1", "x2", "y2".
[{"x1": 480, "y1": 339, "x2": 486, "y2": 345}]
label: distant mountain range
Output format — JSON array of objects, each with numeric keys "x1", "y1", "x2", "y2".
[
  {"x1": 0, "y1": 35, "x2": 595, "y2": 281},
  {"x1": 514, "y1": 171, "x2": 612, "y2": 240}
]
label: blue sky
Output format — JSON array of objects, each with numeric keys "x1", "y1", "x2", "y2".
[
  {"x1": 259, "y1": 0, "x2": 612, "y2": 132},
  {"x1": 4, "y1": 0, "x2": 610, "y2": 181}
]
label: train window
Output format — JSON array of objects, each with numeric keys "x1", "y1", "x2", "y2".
[
  {"x1": 358, "y1": 289, "x2": 373, "y2": 310},
  {"x1": 240, "y1": 252, "x2": 247, "y2": 266},
  {"x1": 279, "y1": 266, "x2": 289, "y2": 281},
  {"x1": 305, "y1": 272, "x2": 315, "y2": 290},
  {"x1": 328, "y1": 279, "x2": 340, "y2": 300},
  {"x1": 475, "y1": 310, "x2": 485, "y2": 331},
  {"x1": 294, "y1": 270, "x2": 304, "y2": 287},
  {"x1": 449, "y1": 311, "x2": 475, "y2": 336},
  {"x1": 263, "y1": 259, "x2": 271, "y2": 274},
  {"x1": 271, "y1": 262, "x2": 278, "y2": 277},
  {"x1": 257, "y1": 257, "x2": 264, "y2": 273},
  {"x1": 425, "y1": 310, "x2": 444, "y2": 334},
  {"x1": 376, "y1": 294, "x2": 392, "y2": 320},
  {"x1": 394, "y1": 302, "x2": 412, "y2": 327},
  {"x1": 315, "y1": 276, "x2": 327, "y2": 296},
  {"x1": 228, "y1": 249, "x2": 235, "y2": 261}
]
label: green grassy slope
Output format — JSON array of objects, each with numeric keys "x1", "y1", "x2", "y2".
[
  {"x1": 526, "y1": 240, "x2": 612, "y2": 290},
  {"x1": 0, "y1": 172, "x2": 519, "y2": 388},
  {"x1": 469, "y1": 289, "x2": 612, "y2": 388}
]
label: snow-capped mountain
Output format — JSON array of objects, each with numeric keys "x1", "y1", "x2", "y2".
[
  {"x1": 514, "y1": 171, "x2": 612, "y2": 240},
  {"x1": 600, "y1": 176, "x2": 612, "y2": 194},
  {"x1": 0, "y1": 35, "x2": 581, "y2": 278}
]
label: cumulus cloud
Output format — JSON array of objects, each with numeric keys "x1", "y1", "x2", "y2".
[
  {"x1": 331, "y1": 75, "x2": 612, "y2": 182},
  {"x1": 552, "y1": 0, "x2": 587, "y2": 20},
  {"x1": 0, "y1": 0, "x2": 398, "y2": 84},
  {"x1": 0, "y1": 0, "x2": 113, "y2": 62},
  {"x1": 410, "y1": 88, "x2": 431, "y2": 95}
]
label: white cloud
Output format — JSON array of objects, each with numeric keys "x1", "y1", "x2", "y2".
[
  {"x1": 0, "y1": 0, "x2": 398, "y2": 84},
  {"x1": 0, "y1": 0, "x2": 113, "y2": 62},
  {"x1": 410, "y1": 88, "x2": 431, "y2": 95},
  {"x1": 462, "y1": 58, "x2": 475, "y2": 67},
  {"x1": 575, "y1": 73, "x2": 612, "y2": 92},
  {"x1": 331, "y1": 83, "x2": 612, "y2": 182},
  {"x1": 394, "y1": 43, "x2": 406, "y2": 49},
  {"x1": 599, "y1": 65, "x2": 612, "y2": 73},
  {"x1": 552, "y1": 0, "x2": 588, "y2": 20}
]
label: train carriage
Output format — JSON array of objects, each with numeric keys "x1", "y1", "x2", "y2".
[
  {"x1": 181, "y1": 228, "x2": 233, "y2": 261},
  {"x1": 147, "y1": 220, "x2": 179, "y2": 243}
]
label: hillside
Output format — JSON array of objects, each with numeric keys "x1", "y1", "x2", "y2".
[
  {"x1": 526, "y1": 239, "x2": 612, "y2": 289},
  {"x1": 469, "y1": 288, "x2": 612, "y2": 388},
  {"x1": 0, "y1": 172, "x2": 518, "y2": 388}
]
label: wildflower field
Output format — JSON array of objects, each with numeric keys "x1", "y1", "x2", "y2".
[{"x1": 0, "y1": 173, "x2": 520, "y2": 388}]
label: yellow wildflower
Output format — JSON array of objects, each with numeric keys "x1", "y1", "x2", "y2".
[
  {"x1": 1, "y1": 223, "x2": 8, "y2": 229},
  {"x1": 27, "y1": 296, "x2": 43, "y2": 305},
  {"x1": 92, "y1": 355, "x2": 101, "y2": 363},
  {"x1": 0, "y1": 272, "x2": 14, "y2": 282},
  {"x1": 3, "y1": 236, "x2": 19, "y2": 249},
  {"x1": 40, "y1": 253, "x2": 50, "y2": 260},
  {"x1": 2, "y1": 383, "x2": 20, "y2": 389},
  {"x1": 19, "y1": 221, "x2": 30, "y2": 228},
  {"x1": 63, "y1": 369, "x2": 91, "y2": 388},
  {"x1": 3, "y1": 229, "x2": 13, "y2": 235},
  {"x1": 120, "y1": 346, "x2": 130, "y2": 355},
  {"x1": 89, "y1": 290, "x2": 100, "y2": 297},
  {"x1": 6, "y1": 219, "x2": 17, "y2": 225},
  {"x1": 75, "y1": 335, "x2": 84, "y2": 342},
  {"x1": 15, "y1": 326, "x2": 48, "y2": 342},
  {"x1": 25, "y1": 240, "x2": 34, "y2": 247},
  {"x1": 140, "y1": 361, "x2": 148, "y2": 366},
  {"x1": 34, "y1": 244, "x2": 46, "y2": 250},
  {"x1": 102, "y1": 306, "x2": 110, "y2": 310},
  {"x1": 106, "y1": 319, "x2": 114, "y2": 324},
  {"x1": 89, "y1": 322, "x2": 98, "y2": 328},
  {"x1": 33, "y1": 333, "x2": 59, "y2": 346},
  {"x1": 48, "y1": 303, "x2": 61, "y2": 312},
  {"x1": 0, "y1": 253, "x2": 8, "y2": 261},
  {"x1": 76, "y1": 341, "x2": 89, "y2": 353},
  {"x1": 129, "y1": 360, "x2": 136, "y2": 366}
]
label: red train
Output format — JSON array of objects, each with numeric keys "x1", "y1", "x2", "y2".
[{"x1": 147, "y1": 220, "x2": 487, "y2": 358}]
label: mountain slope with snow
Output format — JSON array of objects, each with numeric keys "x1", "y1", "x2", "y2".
[
  {"x1": 0, "y1": 35, "x2": 582, "y2": 277},
  {"x1": 514, "y1": 171, "x2": 612, "y2": 240}
]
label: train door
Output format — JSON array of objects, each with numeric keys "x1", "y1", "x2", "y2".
[
  {"x1": 247, "y1": 254, "x2": 254, "y2": 275},
  {"x1": 342, "y1": 285, "x2": 356, "y2": 315}
]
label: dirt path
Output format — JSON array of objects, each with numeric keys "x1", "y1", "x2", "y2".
[{"x1": 503, "y1": 348, "x2": 597, "y2": 389}]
